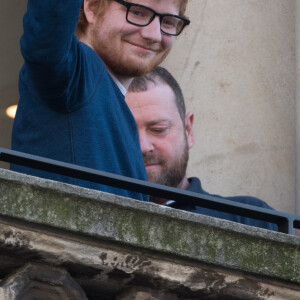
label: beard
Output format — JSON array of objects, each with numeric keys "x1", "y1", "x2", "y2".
[
  {"x1": 91, "y1": 26, "x2": 170, "y2": 77},
  {"x1": 100, "y1": 45, "x2": 169, "y2": 78},
  {"x1": 144, "y1": 137, "x2": 189, "y2": 204}
]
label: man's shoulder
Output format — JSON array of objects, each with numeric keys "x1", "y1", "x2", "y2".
[
  {"x1": 224, "y1": 195, "x2": 274, "y2": 209},
  {"x1": 184, "y1": 177, "x2": 277, "y2": 231},
  {"x1": 187, "y1": 177, "x2": 274, "y2": 210}
]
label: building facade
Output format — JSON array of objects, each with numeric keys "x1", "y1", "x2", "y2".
[{"x1": 0, "y1": 0, "x2": 299, "y2": 215}]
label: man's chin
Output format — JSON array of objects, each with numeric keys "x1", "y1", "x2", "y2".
[
  {"x1": 108, "y1": 51, "x2": 167, "y2": 78},
  {"x1": 146, "y1": 172, "x2": 162, "y2": 185},
  {"x1": 112, "y1": 61, "x2": 157, "y2": 77}
]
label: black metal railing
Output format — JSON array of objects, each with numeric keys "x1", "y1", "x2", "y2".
[{"x1": 0, "y1": 147, "x2": 299, "y2": 235}]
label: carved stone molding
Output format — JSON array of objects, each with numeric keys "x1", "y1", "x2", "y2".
[
  {"x1": 0, "y1": 262, "x2": 88, "y2": 300},
  {"x1": 0, "y1": 169, "x2": 300, "y2": 299},
  {"x1": 116, "y1": 287, "x2": 179, "y2": 300}
]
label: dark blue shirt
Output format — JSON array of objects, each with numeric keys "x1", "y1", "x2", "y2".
[
  {"x1": 168, "y1": 177, "x2": 277, "y2": 231},
  {"x1": 11, "y1": 0, "x2": 148, "y2": 201}
]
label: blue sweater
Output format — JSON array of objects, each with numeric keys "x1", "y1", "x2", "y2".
[
  {"x1": 12, "y1": 0, "x2": 148, "y2": 201},
  {"x1": 168, "y1": 177, "x2": 278, "y2": 231}
]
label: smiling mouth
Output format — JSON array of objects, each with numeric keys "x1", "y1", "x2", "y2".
[
  {"x1": 127, "y1": 41, "x2": 160, "y2": 53},
  {"x1": 132, "y1": 44, "x2": 154, "y2": 53}
]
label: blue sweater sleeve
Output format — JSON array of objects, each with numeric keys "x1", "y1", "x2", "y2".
[
  {"x1": 21, "y1": 0, "x2": 82, "y2": 64},
  {"x1": 20, "y1": 0, "x2": 92, "y2": 112}
]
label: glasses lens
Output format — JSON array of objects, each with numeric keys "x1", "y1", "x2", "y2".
[
  {"x1": 161, "y1": 16, "x2": 184, "y2": 35},
  {"x1": 128, "y1": 5, "x2": 154, "y2": 25}
]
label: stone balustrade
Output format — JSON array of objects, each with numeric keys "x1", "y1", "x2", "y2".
[{"x1": 0, "y1": 168, "x2": 299, "y2": 299}]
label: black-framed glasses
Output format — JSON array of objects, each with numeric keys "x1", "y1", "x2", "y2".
[{"x1": 114, "y1": 0, "x2": 190, "y2": 36}]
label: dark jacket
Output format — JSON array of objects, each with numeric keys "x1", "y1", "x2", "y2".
[{"x1": 168, "y1": 177, "x2": 277, "y2": 231}]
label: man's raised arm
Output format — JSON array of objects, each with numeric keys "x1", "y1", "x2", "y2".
[{"x1": 21, "y1": 0, "x2": 82, "y2": 64}]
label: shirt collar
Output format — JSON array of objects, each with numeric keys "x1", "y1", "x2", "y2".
[
  {"x1": 108, "y1": 72, "x2": 127, "y2": 96},
  {"x1": 165, "y1": 177, "x2": 203, "y2": 208},
  {"x1": 186, "y1": 177, "x2": 202, "y2": 192}
]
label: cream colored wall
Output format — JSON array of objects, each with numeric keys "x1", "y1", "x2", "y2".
[
  {"x1": 163, "y1": 0, "x2": 297, "y2": 214},
  {"x1": 296, "y1": 1, "x2": 300, "y2": 216},
  {"x1": 0, "y1": 0, "x2": 298, "y2": 214}
]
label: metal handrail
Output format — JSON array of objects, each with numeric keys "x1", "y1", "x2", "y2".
[{"x1": 0, "y1": 147, "x2": 299, "y2": 235}]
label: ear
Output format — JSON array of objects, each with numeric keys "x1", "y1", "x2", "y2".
[
  {"x1": 185, "y1": 112, "x2": 194, "y2": 149},
  {"x1": 84, "y1": 0, "x2": 99, "y2": 24}
]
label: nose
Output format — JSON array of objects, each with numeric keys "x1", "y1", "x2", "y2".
[
  {"x1": 139, "y1": 16, "x2": 162, "y2": 43},
  {"x1": 139, "y1": 132, "x2": 154, "y2": 154}
]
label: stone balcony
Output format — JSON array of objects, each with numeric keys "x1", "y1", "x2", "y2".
[{"x1": 0, "y1": 168, "x2": 299, "y2": 299}]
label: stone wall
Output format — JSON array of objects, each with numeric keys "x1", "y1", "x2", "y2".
[
  {"x1": 163, "y1": 0, "x2": 297, "y2": 215},
  {"x1": 0, "y1": 169, "x2": 299, "y2": 299}
]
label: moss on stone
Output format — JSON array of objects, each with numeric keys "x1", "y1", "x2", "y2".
[{"x1": 0, "y1": 172, "x2": 300, "y2": 284}]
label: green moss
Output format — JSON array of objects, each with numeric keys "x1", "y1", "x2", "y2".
[{"x1": 0, "y1": 176, "x2": 300, "y2": 283}]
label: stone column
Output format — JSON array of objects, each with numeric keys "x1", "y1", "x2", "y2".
[
  {"x1": 296, "y1": 0, "x2": 300, "y2": 216},
  {"x1": 163, "y1": 0, "x2": 296, "y2": 213}
]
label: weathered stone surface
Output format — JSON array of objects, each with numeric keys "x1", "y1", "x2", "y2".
[
  {"x1": 116, "y1": 287, "x2": 179, "y2": 300},
  {"x1": 0, "y1": 262, "x2": 88, "y2": 300},
  {"x1": 0, "y1": 169, "x2": 300, "y2": 299},
  {"x1": 0, "y1": 221, "x2": 300, "y2": 300},
  {"x1": 0, "y1": 169, "x2": 299, "y2": 283}
]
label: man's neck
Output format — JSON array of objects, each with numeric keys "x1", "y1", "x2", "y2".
[{"x1": 176, "y1": 176, "x2": 190, "y2": 190}]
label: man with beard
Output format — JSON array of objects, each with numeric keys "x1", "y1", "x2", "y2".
[
  {"x1": 126, "y1": 67, "x2": 278, "y2": 231},
  {"x1": 11, "y1": 0, "x2": 190, "y2": 201}
]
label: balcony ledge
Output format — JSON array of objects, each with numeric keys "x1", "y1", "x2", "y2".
[{"x1": 0, "y1": 168, "x2": 299, "y2": 299}]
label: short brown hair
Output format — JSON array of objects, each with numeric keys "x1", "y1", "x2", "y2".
[
  {"x1": 76, "y1": 0, "x2": 189, "y2": 36},
  {"x1": 128, "y1": 67, "x2": 186, "y2": 124}
]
